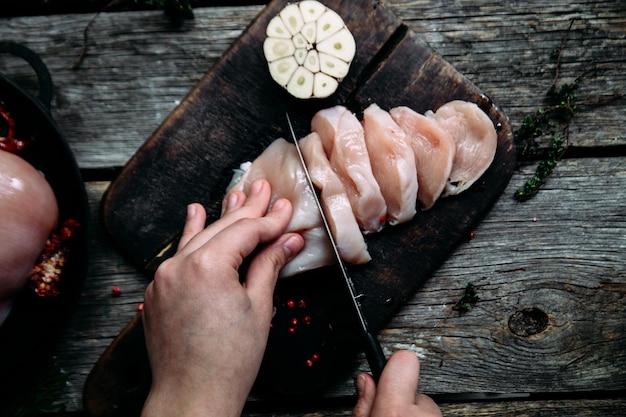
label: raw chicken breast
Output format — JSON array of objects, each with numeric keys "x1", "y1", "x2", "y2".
[
  {"x1": 428, "y1": 100, "x2": 497, "y2": 196},
  {"x1": 299, "y1": 132, "x2": 371, "y2": 264},
  {"x1": 312, "y1": 105, "x2": 387, "y2": 233},
  {"x1": 362, "y1": 103, "x2": 418, "y2": 225},
  {"x1": 224, "y1": 138, "x2": 333, "y2": 278},
  {"x1": 390, "y1": 106, "x2": 455, "y2": 210}
]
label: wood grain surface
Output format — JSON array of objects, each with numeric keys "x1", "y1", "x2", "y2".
[{"x1": 0, "y1": 0, "x2": 623, "y2": 415}]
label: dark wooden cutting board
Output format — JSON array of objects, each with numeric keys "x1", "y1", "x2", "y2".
[{"x1": 85, "y1": 0, "x2": 515, "y2": 415}]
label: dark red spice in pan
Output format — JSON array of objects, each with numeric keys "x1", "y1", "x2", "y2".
[
  {"x1": 0, "y1": 103, "x2": 29, "y2": 153},
  {"x1": 30, "y1": 218, "x2": 80, "y2": 297}
]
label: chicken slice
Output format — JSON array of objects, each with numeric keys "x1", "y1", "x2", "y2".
[
  {"x1": 428, "y1": 100, "x2": 497, "y2": 196},
  {"x1": 390, "y1": 106, "x2": 455, "y2": 210},
  {"x1": 299, "y1": 132, "x2": 371, "y2": 264},
  {"x1": 312, "y1": 105, "x2": 387, "y2": 233},
  {"x1": 223, "y1": 138, "x2": 333, "y2": 278},
  {"x1": 362, "y1": 103, "x2": 418, "y2": 225}
]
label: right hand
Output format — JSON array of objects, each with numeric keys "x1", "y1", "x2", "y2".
[{"x1": 352, "y1": 350, "x2": 442, "y2": 417}]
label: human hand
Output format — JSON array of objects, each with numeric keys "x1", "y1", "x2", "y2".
[
  {"x1": 352, "y1": 350, "x2": 442, "y2": 417},
  {"x1": 141, "y1": 179, "x2": 305, "y2": 417}
]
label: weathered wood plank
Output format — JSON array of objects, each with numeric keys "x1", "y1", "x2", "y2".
[
  {"x1": 53, "y1": 154, "x2": 626, "y2": 410},
  {"x1": 0, "y1": 0, "x2": 623, "y2": 169},
  {"x1": 242, "y1": 397, "x2": 626, "y2": 417}
]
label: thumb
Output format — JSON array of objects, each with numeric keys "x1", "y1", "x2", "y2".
[
  {"x1": 352, "y1": 373, "x2": 376, "y2": 417},
  {"x1": 245, "y1": 232, "x2": 304, "y2": 300}
]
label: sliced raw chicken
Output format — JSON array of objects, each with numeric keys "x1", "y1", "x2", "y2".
[
  {"x1": 299, "y1": 132, "x2": 371, "y2": 264},
  {"x1": 309, "y1": 105, "x2": 343, "y2": 155},
  {"x1": 312, "y1": 105, "x2": 387, "y2": 233},
  {"x1": 223, "y1": 138, "x2": 333, "y2": 278},
  {"x1": 428, "y1": 100, "x2": 497, "y2": 196},
  {"x1": 362, "y1": 103, "x2": 418, "y2": 225},
  {"x1": 390, "y1": 106, "x2": 455, "y2": 210}
]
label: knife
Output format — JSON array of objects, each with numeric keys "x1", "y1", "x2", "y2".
[{"x1": 286, "y1": 113, "x2": 387, "y2": 382}]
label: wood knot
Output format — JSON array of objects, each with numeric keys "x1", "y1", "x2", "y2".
[{"x1": 508, "y1": 307, "x2": 549, "y2": 337}]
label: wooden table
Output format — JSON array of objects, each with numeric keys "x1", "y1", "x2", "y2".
[{"x1": 1, "y1": 0, "x2": 624, "y2": 415}]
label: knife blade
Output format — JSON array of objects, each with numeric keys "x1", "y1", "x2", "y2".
[{"x1": 286, "y1": 113, "x2": 387, "y2": 382}]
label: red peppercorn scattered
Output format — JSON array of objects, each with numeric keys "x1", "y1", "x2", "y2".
[
  {"x1": 303, "y1": 315, "x2": 312, "y2": 325},
  {"x1": 298, "y1": 299, "x2": 307, "y2": 309},
  {"x1": 288, "y1": 326, "x2": 297, "y2": 334},
  {"x1": 137, "y1": 303, "x2": 144, "y2": 311},
  {"x1": 286, "y1": 300, "x2": 296, "y2": 308},
  {"x1": 305, "y1": 353, "x2": 320, "y2": 367},
  {"x1": 111, "y1": 286, "x2": 122, "y2": 297},
  {"x1": 469, "y1": 231, "x2": 475, "y2": 239},
  {"x1": 291, "y1": 317, "x2": 298, "y2": 326}
]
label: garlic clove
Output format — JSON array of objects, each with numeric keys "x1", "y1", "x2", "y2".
[
  {"x1": 266, "y1": 15, "x2": 291, "y2": 38},
  {"x1": 316, "y1": 28, "x2": 356, "y2": 63},
  {"x1": 313, "y1": 72, "x2": 338, "y2": 98},
  {"x1": 318, "y1": 52, "x2": 350, "y2": 79},
  {"x1": 263, "y1": 37, "x2": 296, "y2": 62},
  {"x1": 303, "y1": 49, "x2": 321, "y2": 73},
  {"x1": 287, "y1": 66, "x2": 315, "y2": 99},
  {"x1": 294, "y1": 48, "x2": 307, "y2": 65},
  {"x1": 301, "y1": 21, "x2": 317, "y2": 44},
  {"x1": 299, "y1": 0, "x2": 326, "y2": 23},
  {"x1": 268, "y1": 56, "x2": 298, "y2": 87},
  {"x1": 279, "y1": 3, "x2": 305, "y2": 35},
  {"x1": 292, "y1": 33, "x2": 308, "y2": 50},
  {"x1": 315, "y1": 8, "x2": 344, "y2": 42}
]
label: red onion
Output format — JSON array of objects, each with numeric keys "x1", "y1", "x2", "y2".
[{"x1": 0, "y1": 150, "x2": 58, "y2": 320}]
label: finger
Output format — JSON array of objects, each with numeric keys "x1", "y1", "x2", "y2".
[
  {"x1": 222, "y1": 190, "x2": 247, "y2": 215},
  {"x1": 223, "y1": 178, "x2": 272, "y2": 220},
  {"x1": 198, "y1": 196, "x2": 294, "y2": 272},
  {"x1": 181, "y1": 179, "x2": 273, "y2": 255},
  {"x1": 244, "y1": 232, "x2": 304, "y2": 303},
  {"x1": 177, "y1": 203, "x2": 207, "y2": 251},
  {"x1": 351, "y1": 373, "x2": 376, "y2": 417},
  {"x1": 376, "y1": 350, "x2": 420, "y2": 405},
  {"x1": 415, "y1": 394, "x2": 443, "y2": 416}
]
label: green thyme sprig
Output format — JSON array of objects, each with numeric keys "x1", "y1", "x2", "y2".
[
  {"x1": 514, "y1": 135, "x2": 566, "y2": 201},
  {"x1": 453, "y1": 282, "x2": 479, "y2": 315},
  {"x1": 513, "y1": 20, "x2": 580, "y2": 202},
  {"x1": 512, "y1": 73, "x2": 579, "y2": 202}
]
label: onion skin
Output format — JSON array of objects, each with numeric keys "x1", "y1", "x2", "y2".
[{"x1": 0, "y1": 150, "x2": 58, "y2": 306}]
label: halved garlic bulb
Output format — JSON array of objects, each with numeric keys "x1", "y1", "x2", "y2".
[{"x1": 264, "y1": 1, "x2": 356, "y2": 99}]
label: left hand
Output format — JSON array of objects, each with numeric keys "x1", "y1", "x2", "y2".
[{"x1": 141, "y1": 179, "x2": 304, "y2": 417}]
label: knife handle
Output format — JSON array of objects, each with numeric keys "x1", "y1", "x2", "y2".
[{"x1": 363, "y1": 331, "x2": 387, "y2": 383}]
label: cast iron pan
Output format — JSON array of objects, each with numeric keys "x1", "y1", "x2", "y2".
[{"x1": 0, "y1": 41, "x2": 88, "y2": 405}]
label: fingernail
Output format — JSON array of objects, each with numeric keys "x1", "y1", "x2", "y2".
[
  {"x1": 355, "y1": 374, "x2": 366, "y2": 396},
  {"x1": 282, "y1": 234, "x2": 303, "y2": 258},
  {"x1": 250, "y1": 179, "x2": 264, "y2": 194},
  {"x1": 272, "y1": 198, "x2": 287, "y2": 211},
  {"x1": 187, "y1": 204, "x2": 196, "y2": 218},
  {"x1": 226, "y1": 192, "x2": 239, "y2": 210}
]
